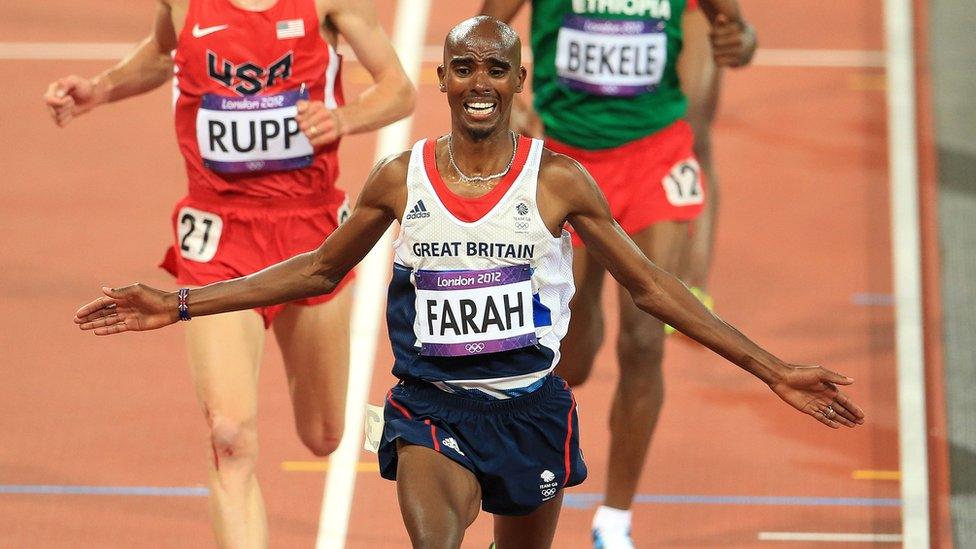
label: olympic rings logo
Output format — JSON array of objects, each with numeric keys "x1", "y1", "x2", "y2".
[{"x1": 465, "y1": 343, "x2": 486, "y2": 354}]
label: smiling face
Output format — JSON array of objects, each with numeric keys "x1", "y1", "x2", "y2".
[{"x1": 438, "y1": 17, "x2": 526, "y2": 140}]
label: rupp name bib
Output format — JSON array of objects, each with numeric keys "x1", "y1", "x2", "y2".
[
  {"x1": 415, "y1": 264, "x2": 537, "y2": 357},
  {"x1": 196, "y1": 87, "x2": 313, "y2": 173},
  {"x1": 555, "y1": 15, "x2": 667, "y2": 97}
]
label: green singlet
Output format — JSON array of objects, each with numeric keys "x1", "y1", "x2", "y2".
[{"x1": 530, "y1": 0, "x2": 689, "y2": 149}]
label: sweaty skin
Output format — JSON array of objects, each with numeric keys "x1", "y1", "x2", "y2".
[
  {"x1": 50, "y1": 1, "x2": 415, "y2": 548},
  {"x1": 74, "y1": 16, "x2": 863, "y2": 549}
]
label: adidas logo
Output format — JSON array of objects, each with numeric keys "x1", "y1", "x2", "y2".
[
  {"x1": 405, "y1": 199, "x2": 431, "y2": 220},
  {"x1": 442, "y1": 437, "x2": 464, "y2": 456}
]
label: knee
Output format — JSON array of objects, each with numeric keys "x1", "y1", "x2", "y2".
[
  {"x1": 616, "y1": 322, "x2": 665, "y2": 372},
  {"x1": 208, "y1": 413, "x2": 258, "y2": 471},
  {"x1": 297, "y1": 423, "x2": 343, "y2": 457}
]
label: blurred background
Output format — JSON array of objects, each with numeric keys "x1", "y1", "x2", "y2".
[{"x1": 1, "y1": 0, "x2": 971, "y2": 547}]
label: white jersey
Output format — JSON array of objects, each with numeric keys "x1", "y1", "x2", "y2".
[{"x1": 386, "y1": 136, "x2": 574, "y2": 399}]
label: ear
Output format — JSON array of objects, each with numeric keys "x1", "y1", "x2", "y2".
[
  {"x1": 436, "y1": 64, "x2": 447, "y2": 92},
  {"x1": 516, "y1": 65, "x2": 527, "y2": 93}
]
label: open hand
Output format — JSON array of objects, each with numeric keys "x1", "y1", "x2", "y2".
[
  {"x1": 770, "y1": 365, "x2": 865, "y2": 429},
  {"x1": 296, "y1": 100, "x2": 343, "y2": 147},
  {"x1": 74, "y1": 284, "x2": 178, "y2": 335},
  {"x1": 710, "y1": 15, "x2": 757, "y2": 68},
  {"x1": 44, "y1": 75, "x2": 104, "y2": 127}
]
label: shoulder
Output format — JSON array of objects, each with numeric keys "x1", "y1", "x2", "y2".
[
  {"x1": 538, "y1": 148, "x2": 597, "y2": 196},
  {"x1": 368, "y1": 149, "x2": 411, "y2": 187},
  {"x1": 316, "y1": 0, "x2": 374, "y2": 18},
  {"x1": 355, "y1": 149, "x2": 411, "y2": 215}
]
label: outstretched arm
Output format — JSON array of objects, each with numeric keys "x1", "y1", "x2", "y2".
[
  {"x1": 545, "y1": 154, "x2": 864, "y2": 429},
  {"x1": 44, "y1": 0, "x2": 177, "y2": 126},
  {"x1": 74, "y1": 152, "x2": 408, "y2": 334}
]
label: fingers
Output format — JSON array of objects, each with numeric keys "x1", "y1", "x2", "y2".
[
  {"x1": 74, "y1": 296, "x2": 118, "y2": 321},
  {"x1": 811, "y1": 409, "x2": 842, "y2": 429},
  {"x1": 709, "y1": 18, "x2": 755, "y2": 68},
  {"x1": 45, "y1": 83, "x2": 78, "y2": 127},
  {"x1": 811, "y1": 398, "x2": 861, "y2": 429},
  {"x1": 295, "y1": 101, "x2": 340, "y2": 146},
  {"x1": 834, "y1": 392, "x2": 866, "y2": 422},
  {"x1": 821, "y1": 368, "x2": 855, "y2": 386}
]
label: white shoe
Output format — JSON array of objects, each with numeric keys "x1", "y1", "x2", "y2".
[{"x1": 592, "y1": 526, "x2": 634, "y2": 549}]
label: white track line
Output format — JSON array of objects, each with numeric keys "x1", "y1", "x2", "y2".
[
  {"x1": 758, "y1": 532, "x2": 903, "y2": 543},
  {"x1": 313, "y1": 1, "x2": 430, "y2": 548},
  {"x1": 884, "y1": 0, "x2": 930, "y2": 546},
  {"x1": 0, "y1": 42, "x2": 885, "y2": 68}
]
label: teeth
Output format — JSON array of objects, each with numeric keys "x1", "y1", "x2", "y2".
[{"x1": 464, "y1": 102, "x2": 495, "y2": 113}]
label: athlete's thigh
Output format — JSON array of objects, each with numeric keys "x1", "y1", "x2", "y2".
[
  {"x1": 396, "y1": 442, "x2": 481, "y2": 548},
  {"x1": 272, "y1": 283, "x2": 352, "y2": 427},
  {"x1": 617, "y1": 221, "x2": 690, "y2": 331},
  {"x1": 492, "y1": 491, "x2": 564, "y2": 549},
  {"x1": 185, "y1": 310, "x2": 267, "y2": 419}
]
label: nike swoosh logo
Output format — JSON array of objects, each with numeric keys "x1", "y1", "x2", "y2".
[{"x1": 192, "y1": 24, "x2": 229, "y2": 38}]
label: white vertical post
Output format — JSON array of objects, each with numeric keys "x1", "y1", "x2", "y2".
[
  {"x1": 884, "y1": 0, "x2": 930, "y2": 546},
  {"x1": 315, "y1": 1, "x2": 431, "y2": 547}
]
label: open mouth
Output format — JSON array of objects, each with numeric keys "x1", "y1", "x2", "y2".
[{"x1": 463, "y1": 100, "x2": 497, "y2": 119}]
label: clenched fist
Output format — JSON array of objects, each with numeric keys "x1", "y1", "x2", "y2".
[
  {"x1": 44, "y1": 75, "x2": 107, "y2": 127},
  {"x1": 710, "y1": 14, "x2": 757, "y2": 68}
]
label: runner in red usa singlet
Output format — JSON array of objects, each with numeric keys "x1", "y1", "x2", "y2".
[
  {"x1": 174, "y1": 0, "x2": 343, "y2": 197},
  {"x1": 44, "y1": 0, "x2": 414, "y2": 545},
  {"x1": 164, "y1": 0, "x2": 354, "y2": 322}
]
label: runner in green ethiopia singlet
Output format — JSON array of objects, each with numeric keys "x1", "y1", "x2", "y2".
[{"x1": 530, "y1": 0, "x2": 689, "y2": 149}]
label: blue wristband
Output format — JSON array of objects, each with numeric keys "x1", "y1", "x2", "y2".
[{"x1": 177, "y1": 288, "x2": 191, "y2": 321}]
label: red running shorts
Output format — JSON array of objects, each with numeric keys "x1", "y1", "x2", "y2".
[
  {"x1": 160, "y1": 189, "x2": 354, "y2": 328},
  {"x1": 546, "y1": 119, "x2": 706, "y2": 247}
]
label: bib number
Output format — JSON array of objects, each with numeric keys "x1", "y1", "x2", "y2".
[
  {"x1": 415, "y1": 265, "x2": 537, "y2": 357},
  {"x1": 555, "y1": 15, "x2": 667, "y2": 97},
  {"x1": 177, "y1": 206, "x2": 223, "y2": 262},
  {"x1": 196, "y1": 88, "x2": 313, "y2": 174},
  {"x1": 661, "y1": 158, "x2": 704, "y2": 207}
]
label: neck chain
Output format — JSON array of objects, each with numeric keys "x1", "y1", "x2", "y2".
[{"x1": 447, "y1": 131, "x2": 518, "y2": 184}]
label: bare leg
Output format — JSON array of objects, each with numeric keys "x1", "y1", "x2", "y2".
[
  {"x1": 185, "y1": 310, "x2": 267, "y2": 549},
  {"x1": 605, "y1": 221, "x2": 689, "y2": 510},
  {"x1": 272, "y1": 284, "x2": 353, "y2": 457},
  {"x1": 554, "y1": 247, "x2": 607, "y2": 387},
  {"x1": 679, "y1": 6, "x2": 722, "y2": 290},
  {"x1": 493, "y1": 492, "x2": 564, "y2": 549},
  {"x1": 395, "y1": 442, "x2": 482, "y2": 549}
]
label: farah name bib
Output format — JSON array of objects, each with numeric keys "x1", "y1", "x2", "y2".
[
  {"x1": 196, "y1": 88, "x2": 313, "y2": 173},
  {"x1": 415, "y1": 265, "x2": 537, "y2": 357},
  {"x1": 555, "y1": 15, "x2": 667, "y2": 97}
]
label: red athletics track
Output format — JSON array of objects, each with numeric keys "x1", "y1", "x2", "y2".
[{"x1": 1, "y1": 1, "x2": 904, "y2": 547}]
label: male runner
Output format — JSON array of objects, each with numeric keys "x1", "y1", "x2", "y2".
[
  {"x1": 74, "y1": 17, "x2": 863, "y2": 549},
  {"x1": 45, "y1": 0, "x2": 413, "y2": 546},
  {"x1": 676, "y1": 3, "x2": 756, "y2": 323},
  {"x1": 479, "y1": 1, "x2": 755, "y2": 545}
]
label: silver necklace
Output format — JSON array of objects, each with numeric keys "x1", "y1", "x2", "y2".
[{"x1": 447, "y1": 131, "x2": 517, "y2": 184}]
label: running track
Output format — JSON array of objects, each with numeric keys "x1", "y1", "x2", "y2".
[{"x1": 1, "y1": 0, "x2": 909, "y2": 546}]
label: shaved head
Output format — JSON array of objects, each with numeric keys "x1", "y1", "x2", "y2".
[{"x1": 444, "y1": 16, "x2": 521, "y2": 66}]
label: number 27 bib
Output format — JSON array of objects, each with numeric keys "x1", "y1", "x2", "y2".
[
  {"x1": 414, "y1": 265, "x2": 537, "y2": 357},
  {"x1": 555, "y1": 15, "x2": 667, "y2": 97}
]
